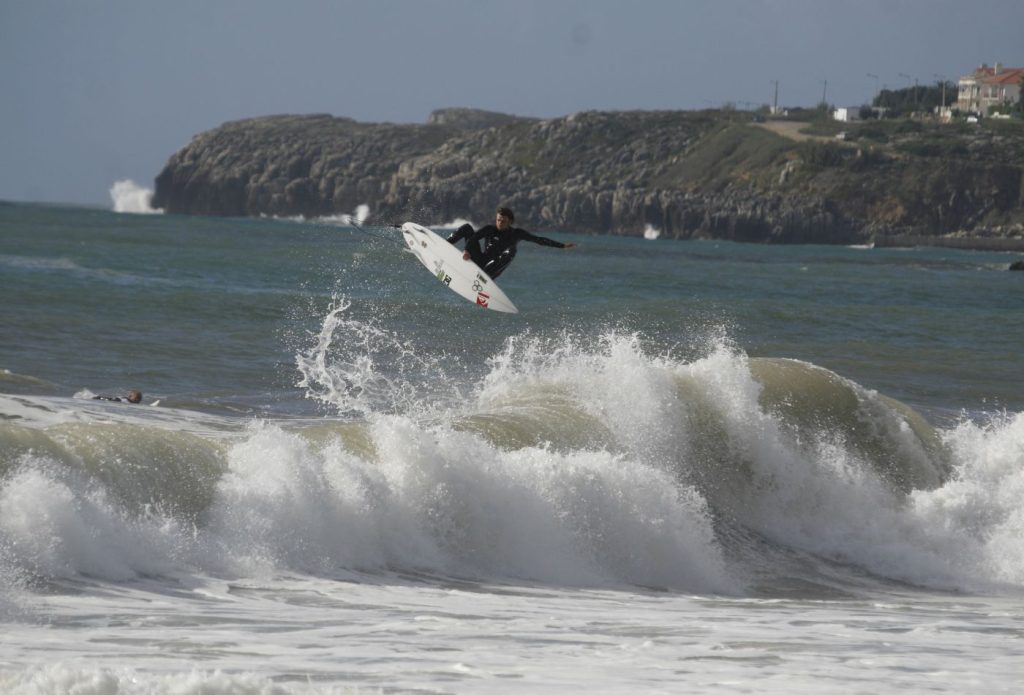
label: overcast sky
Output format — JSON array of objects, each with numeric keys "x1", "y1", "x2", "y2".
[{"x1": 2, "y1": 0, "x2": 1022, "y2": 206}]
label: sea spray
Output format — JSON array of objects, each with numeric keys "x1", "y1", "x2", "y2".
[
  {"x1": 476, "y1": 330, "x2": 691, "y2": 464},
  {"x1": 292, "y1": 301, "x2": 1018, "y2": 590},
  {"x1": 914, "y1": 412, "x2": 1024, "y2": 585},
  {"x1": 0, "y1": 665, "x2": 344, "y2": 695},
  {"x1": 3, "y1": 306, "x2": 1021, "y2": 594},
  {"x1": 109, "y1": 179, "x2": 162, "y2": 214},
  {"x1": 0, "y1": 460, "x2": 186, "y2": 581},
  {"x1": 294, "y1": 322, "x2": 743, "y2": 587},
  {"x1": 294, "y1": 297, "x2": 461, "y2": 418},
  {"x1": 201, "y1": 417, "x2": 736, "y2": 591},
  {"x1": 453, "y1": 329, "x2": 1019, "y2": 591},
  {"x1": 317, "y1": 203, "x2": 370, "y2": 227},
  {"x1": 672, "y1": 348, "x2": 1018, "y2": 591}
]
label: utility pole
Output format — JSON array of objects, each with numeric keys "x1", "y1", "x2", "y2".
[
  {"x1": 821, "y1": 79, "x2": 828, "y2": 109},
  {"x1": 771, "y1": 80, "x2": 779, "y2": 115},
  {"x1": 898, "y1": 72, "x2": 913, "y2": 110},
  {"x1": 934, "y1": 73, "x2": 947, "y2": 110}
]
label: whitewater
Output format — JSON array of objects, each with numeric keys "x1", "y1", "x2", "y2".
[{"x1": 1, "y1": 203, "x2": 1022, "y2": 693}]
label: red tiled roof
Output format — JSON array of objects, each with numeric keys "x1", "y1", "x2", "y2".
[
  {"x1": 971, "y1": 66, "x2": 1024, "y2": 84},
  {"x1": 987, "y1": 68, "x2": 1024, "y2": 85}
]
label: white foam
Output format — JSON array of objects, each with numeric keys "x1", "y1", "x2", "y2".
[
  {"x1": 294, "y1": 297, "x2": 459, "y2": 418},
  {"x1": 455, "y1": 329, "x2": 1024, "y2": 591},
  {"x1": 200, "y1": 416, "x2": 734, "y2": 591},
  {"x1": 0, "y1": 464, "x2": 184, "y2": 581},
  {"x1": 0, "y1": 665, "x2": 337, "y2": 695},
  {"x1": 4, "y1": 313, "x2": 1023, "y2": 595},
  {"x1": 291, "y1": 306, "x2": 1024, "y2": 592},
  {"x1": 437, "y1": 217, "x2": 474, "y2": 229},
  {"x1": 671, "y1": 346, "x2": 1024, "y2": 591},
  {"x1": 109, "y1": 179, "x2": 162, "y2": 214},
  {"x1": 318, "y1": 204, "x2": 371, "y2": 227},
  {"x1": 0, "y1": 392, "x2": 734, "y2": 592},
  {"x1": 914, "y1": 413, "x2": 1024, "y2": 585}
]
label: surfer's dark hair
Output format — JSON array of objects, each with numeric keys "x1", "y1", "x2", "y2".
[{"x1": 496, "y1": 206, "x2": 514, "y2": 222}]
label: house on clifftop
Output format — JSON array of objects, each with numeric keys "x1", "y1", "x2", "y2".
[{"x1": 957, "y1": 63, "x2": 1023, "y2": 116}]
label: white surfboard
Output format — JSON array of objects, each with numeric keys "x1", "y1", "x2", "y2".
[{"x1": 401, "y1": 222, "x2": 518, "y2": 314}]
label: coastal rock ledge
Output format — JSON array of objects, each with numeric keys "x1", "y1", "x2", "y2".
[{"x1": 152, "y1": 108, "x2": 1024, "y2": 244}]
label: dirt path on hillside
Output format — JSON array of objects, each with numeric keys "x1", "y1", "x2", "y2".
[{"x1": 753, "y1": 120, "x2": 828, "y2": 141}]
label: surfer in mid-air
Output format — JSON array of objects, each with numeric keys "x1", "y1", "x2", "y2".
[{"x1": 447, "y1": 206, "x2": 576, "y2": 279}]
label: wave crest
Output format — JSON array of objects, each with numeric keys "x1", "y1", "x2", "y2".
[{"x1": 3, "y1": 318, "x2": 1023, "y2": 594}]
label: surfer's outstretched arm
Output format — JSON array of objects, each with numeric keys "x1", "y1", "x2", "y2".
[{"x1": 516, "y1": 229, "x2": 577, "y2": 249}]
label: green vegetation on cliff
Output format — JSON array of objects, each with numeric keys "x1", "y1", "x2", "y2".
[{"x1": 152, "y1": 109, "x2": 1024, "y2": 244}]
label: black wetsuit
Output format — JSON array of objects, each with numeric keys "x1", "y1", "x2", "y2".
[{"x1": 447, "y1": 223, "x2": 567, "y2": 279}]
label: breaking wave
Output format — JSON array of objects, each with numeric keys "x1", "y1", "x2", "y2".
[{"x1": 2, "y1": 303, "x2": 1022, "y2": 598}]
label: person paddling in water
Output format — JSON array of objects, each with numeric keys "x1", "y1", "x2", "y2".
[
  {"x1": 93, "y1": 389, "x2": 143, "y2": 404},
  {"x1": 447, "y1": 206, "x2": 576, "y2": 279}
]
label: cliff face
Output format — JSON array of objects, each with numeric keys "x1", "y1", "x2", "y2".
[
  {"x1": 152, "y1": 109, "x2": 1024, "y2": 243},
  {"x1": 152, "y1": 114, "x2": 459, "y2": 218}
]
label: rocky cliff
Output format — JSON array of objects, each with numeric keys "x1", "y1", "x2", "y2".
[{"x1": 152, "y1": 108, "x2": 1024, "y2": 244}]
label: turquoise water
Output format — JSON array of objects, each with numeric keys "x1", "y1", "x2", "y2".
[
  {"x1": 2, "y1": 203, "x2": 1020, "y2": 415},
  {"x1": 2, "y1": 203, "x2": 1023, "y2": 693}
]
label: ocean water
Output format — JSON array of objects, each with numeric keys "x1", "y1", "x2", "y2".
[{"x1": 1, "y1": 201, "x2": 1023, "y2": 693}]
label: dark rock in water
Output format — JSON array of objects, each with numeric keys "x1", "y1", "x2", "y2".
[
  {"x1": 151, "y1": 108, "x2": 1024, "y2": 243},
  {"x1": 1009, "y1": 260, "x2": 1024, "y2": 270}
]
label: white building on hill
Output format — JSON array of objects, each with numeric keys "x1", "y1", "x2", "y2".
[
  {"x1": 832, "y1": 107, "x2": 862, "y2": 122},
  {"x1": 958, "y1": 63, "x2": 1023, "y2": 116}
]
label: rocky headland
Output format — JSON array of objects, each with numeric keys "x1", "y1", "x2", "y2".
[{"x1": 152, "y1": 108, "x2": 1024, "y2": 246}]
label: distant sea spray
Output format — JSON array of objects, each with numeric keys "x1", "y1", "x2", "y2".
[{"x1": 109, "y1": 179, "x2": 162, "y2": 214}]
